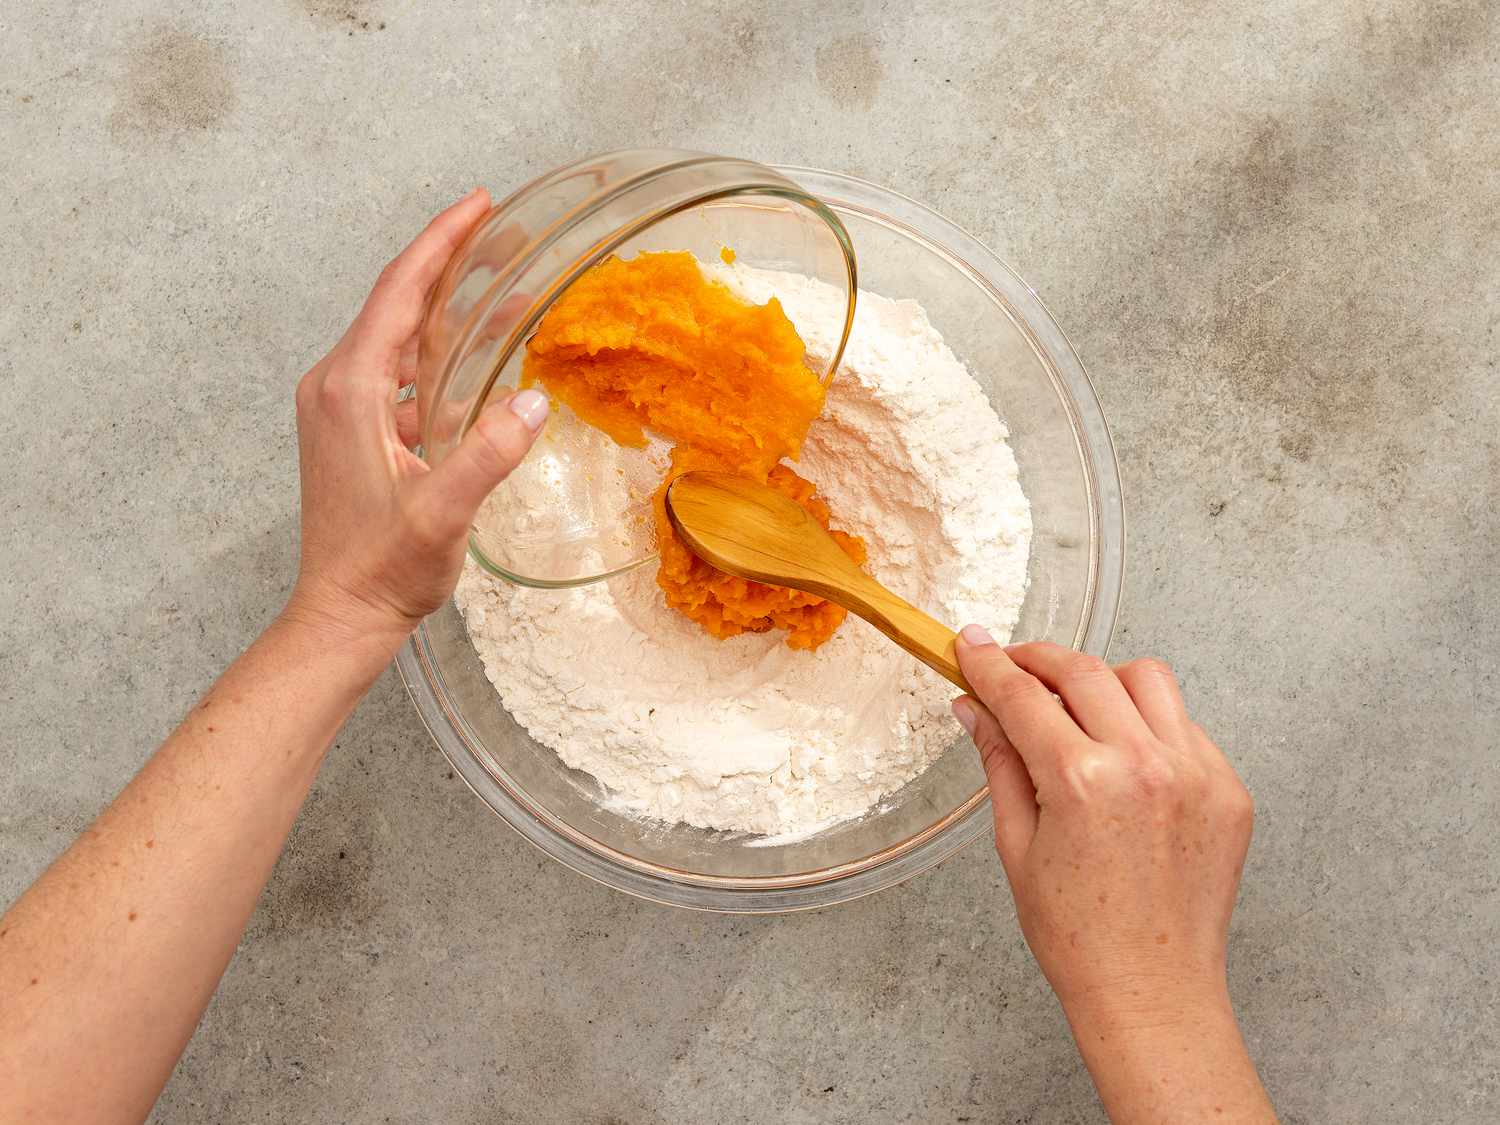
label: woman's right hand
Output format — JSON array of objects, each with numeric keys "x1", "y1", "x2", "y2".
[{"x1": 952, "y1": 630, "x2": 1275, "y2": 1124}]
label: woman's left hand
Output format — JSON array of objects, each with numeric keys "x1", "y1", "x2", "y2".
[{"x1": 285, "y1": 188, "x2": 549, "y2": 655}]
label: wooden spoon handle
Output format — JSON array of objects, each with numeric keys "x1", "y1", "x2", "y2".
[{"x1": 840, "y1": 575, "x2": 972, "y2": 694}]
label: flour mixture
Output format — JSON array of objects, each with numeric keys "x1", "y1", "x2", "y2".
[{"x1": 454, "y1": 262, "x2": 1032, "y2": 836}]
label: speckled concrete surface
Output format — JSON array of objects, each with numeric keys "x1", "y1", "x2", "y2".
[{"x1": 2, "y1": 1, "x2": 1497, "y2": 1122}]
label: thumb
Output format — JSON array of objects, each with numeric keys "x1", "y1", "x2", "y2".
[
  {"x1": 953, "y1": 695, "x2": 1038, "y2": 874},
  {"x1": 418, "y1": 389, "x2": 548, "y2": 532}
]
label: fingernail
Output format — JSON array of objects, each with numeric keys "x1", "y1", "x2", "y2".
[
  {"x1": 959, "y1": 623, "x2": 994, "y2": 648},
  {"x1": 508, "y1": 388, "x2": 549, "y2": 432},
  {"x1": 951, "y1": 698, "x2": 979, "y2": 738}
]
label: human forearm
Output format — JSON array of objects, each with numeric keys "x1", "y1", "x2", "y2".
[
  {"x1": 0, "y1": 190, "x2": 540, "y2": 1123},
  {"x1": 1063, "y1": 986, "x2": 1276, "y2": 1124},
  {"x1": 0, "y1": 612, "x2": 396, "y2": 1124},
  {"x1": 951, "y1": 636, "x2": 1274, "y2": 1122}
]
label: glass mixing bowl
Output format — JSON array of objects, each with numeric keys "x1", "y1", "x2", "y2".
[
  {"x1": 397, "y1": 160, "x2": 1123, "y2": 912},
  {"x1": 417, "y1": 149, "x2": 857, "y2": 588}
]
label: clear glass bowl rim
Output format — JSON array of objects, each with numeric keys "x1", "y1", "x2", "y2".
[
  {"x1": 396, "y1": 165, "x2": 1124, "y2": 913},
  {"x1": 419, "y1": 149, "x2": 859, "y2": 588}
]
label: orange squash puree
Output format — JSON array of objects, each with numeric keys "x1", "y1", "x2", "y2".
[
  {"x1": 523, "y1": 251, "x2": 864, "y2": 649},
  {"x1": 654, "y1": 446, "x2": 868, "y2": 650},
  {"x1": 524, "y1": 252, "x2": 822, "y2": 471}
]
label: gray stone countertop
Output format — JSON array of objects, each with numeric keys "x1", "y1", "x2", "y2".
[{"x1": 2, "y1": 2, "x2": 1496, "y2": 1122}]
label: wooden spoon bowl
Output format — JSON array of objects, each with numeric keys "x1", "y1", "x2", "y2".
[{"x1": 665, "y1": 471, "x2": 971, "y2": 693}]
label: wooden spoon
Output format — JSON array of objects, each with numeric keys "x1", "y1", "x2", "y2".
[{"x1": 665, "y1": 471, "x2": 971, "y2": 693}]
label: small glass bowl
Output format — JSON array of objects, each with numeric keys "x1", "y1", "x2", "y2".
[
  {"x1": 417, "y1": 148, "x2": 857, "y2": 588},
  {"x1": 398, "y1": 161, "x2": 1124, "y2": 913}
]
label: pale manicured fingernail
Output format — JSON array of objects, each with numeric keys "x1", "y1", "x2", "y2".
[
  {"x1": 508, "y1": 388, "x2": 549, "y2": 432},
  {"x1": 959, "y1": 623, "x2": 994, "y2": 648},
  {"x1": 951, "y1": 698, "x2": 979, "y2": 737}
]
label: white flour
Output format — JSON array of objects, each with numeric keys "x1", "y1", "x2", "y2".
[{"x1": 454, "y1": 265, "x2": 1031, "y2": 836}]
